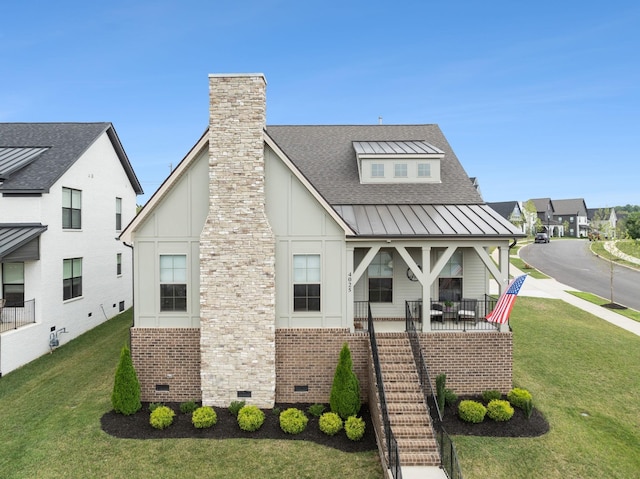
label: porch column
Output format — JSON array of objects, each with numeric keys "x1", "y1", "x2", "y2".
[
  {"x1": 422, "y1": 246, "x2": 431, "y2": 332},
  {"x1": 346, "y1": 245, "x2": 354, "y2": 331}
]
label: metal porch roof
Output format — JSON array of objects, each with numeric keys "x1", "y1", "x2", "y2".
[{"x1": 0, "y1": 224, "x2": 48, "y2": 259}]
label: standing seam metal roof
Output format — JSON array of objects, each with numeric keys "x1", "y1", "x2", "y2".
[{"x1": 0, "y1": 224, "x2": 48, "y2": 259}]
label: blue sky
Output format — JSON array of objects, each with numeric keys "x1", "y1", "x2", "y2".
[{"x1": 2, "y1": 1, "x2": 639, "y2": 208}]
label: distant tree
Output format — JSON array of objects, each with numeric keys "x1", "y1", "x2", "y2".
[
  {"x1": 626, "y1": 212, "x2": 640, "y2": 239},
  {"x1": 522, "y1": 200, "x2": 538, "y2": 237},
  {"x1": 111, "y1": 345, "x2": 142, "y2": 415}
]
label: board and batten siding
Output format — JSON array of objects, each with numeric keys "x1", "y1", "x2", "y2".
[
  {"x1": 132, "y1": 147, "x2": 209, "y2": 328},
  {"x1": 265, "y1": 146, "x2": 347, "y2": 328}
]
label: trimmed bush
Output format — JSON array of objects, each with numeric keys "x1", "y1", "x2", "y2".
[
  {"x1": 319, "y1": 412, "x2": 343, "y2": 436},
  {"x1": 522, "y1": 398, "x2": 534, "y2": 419},
  {"x1": 228, "y1": 400, "x2": 246, "y2": 417},
  {"x1": 458, "y1": 400, "x2": 487, "y2": 423},
  {"x1": 487, "y1": 399, "x2": 514, "y2": 421},
  {"x1": 148, "y1": 402, "x2": 163, "y2": 413},
  {"x1": 150, "y1": 405, "x2": 175, "y2": 429},
  {"x1": 482, "y1": 390, "x2": 502, "y2": 403},
  {"x1": 508, "y1": 388, "x2": 533, "y2": 410},
  {"x1": 344, "y1": 416, "x2": 366, "y2": 441},
  {"x1": 279, "y1": 408, "x2": 308, "y2": 434},
  {"x1": 330, "y1": 342, "x2": 361, "y2": 420},
  {"x1": 444, "y1": 388, "x2": 458, "y2": 406},
  {"x1": 180, "y1": 401, "x2": 198, "y2": 414},
  {"x1": 111, "y1": 345, "x2": 142, "y2": 416},
  {"x1": 237, "y1": 405, "x2": 265, "y2": 432},
  {"x1": 307, "y1": 403, "x2": 325, "y2": 417},
  {"x1": 192, "y1": 406, "x2": 217, "y2": 429},
  {"x1": 436, "y1": 373, "x2": 446, "y2": 412}
]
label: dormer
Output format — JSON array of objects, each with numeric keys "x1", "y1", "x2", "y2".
[{"x1": 353, "y1": 140, "x2": 444, "y2": 184}]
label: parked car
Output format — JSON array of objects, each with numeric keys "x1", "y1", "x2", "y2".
[{"x1": 534, "y1": 233, "x2": 550, "y2": 243}]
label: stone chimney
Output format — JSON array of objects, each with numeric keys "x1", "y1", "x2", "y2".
[{"x1": 200, "y1": 74, "x2": 276, "y2": 408}]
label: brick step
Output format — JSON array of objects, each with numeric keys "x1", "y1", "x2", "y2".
[
  {"x1": 381, "y1": 373, "x2": 420, "y2": 384},
  {"x1": 397, "y1": 438, "x2": 439, "y2": 453},
  {"x1": 388, "y1": 413, "x2": 431, "y2": 428},
  {"x1": 377, "y1": 351, "x2": 414, "y2": 361},
  {"x1": 399, "y1": 451, "x2": 441, "y2": 467},
  {"x1": 387, "y1": 402, "x2": 428, "y2": 415},
  {"x1": 380, "y1": 363, "x2": 416, "y2": 374},
  {"x1": 385, "y1": 391, "x2": 424, "y2": 402},
  {"x1": 392, "y1": 424, "x2": 436, "y2": 439},
  {"x1": 375, "y1": 332, "x2": 408, "y2": 338}
]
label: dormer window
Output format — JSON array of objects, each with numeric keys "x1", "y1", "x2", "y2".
[{"x1": 354, "y1": 140, "x2": 443, "y2": 184}]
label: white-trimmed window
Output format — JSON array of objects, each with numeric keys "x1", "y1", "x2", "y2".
[
  {"x1": 2, "y1": 262, "x2": 24, "y2": 307},
  {"x1": 160, "y1": 255, "x2": 187, "y2": 312},
  {"x1": 62, "y1": 187, "x2": 82, "y2": 229},
  {"x1": 116, "y1": 197, "x2": 122, "y2": 231},
  {"x1": 371, "y1": 163, "x2": 385, "y2": 178},
  {"x1": 368, "y1": 249, "x2": 393, "y2": 303},
  {"x1": 394, "y1": 163, "x2": 407, "y2": 177},
  {"x1": 417, "y1": 163, "x2": 431, "y2": 177},
  {"x1": 293, "y1": 254, "x2": 320, "y2": 312},
  {"x1": 63, "y1": 258, "x2": 82, "y2": 300}
]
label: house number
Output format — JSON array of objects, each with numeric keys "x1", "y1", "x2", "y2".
[{"x1": 347, "y1": 272, "x2": 352, "y2": 293}]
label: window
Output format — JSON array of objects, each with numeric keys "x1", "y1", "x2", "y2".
[
  {"x1": 368, "y1": 249, "x2": 393, "y2": 303},
  {"x1": 116, "y1": 253, "x2": 122, "y2": 276},
  {"x1": 394, "y1": 163, "x2": 407, "y2": 177},
  {"x1": 63, "y1": 258, "x2": 82, "y2": 300},
  {"x1": 3, "y1": 263, "x2": 24, "y2": 307},
  {"x1": 570, "y1": 217, "x2": 574, "y2": 223},
  {"x1": 62, "y1": 187, "x2": 82, "y2": 229},
  {"x1": 293, "y1": 254, "x2": 320, "y2": 311},
  {"x1": 437, "y1": 250, "x2": 463, "y2": 302},
  {"x1": 371, "y1": 164, "x2": 385, "y2": 177},
  {"x1": 116, "y1": 197, "x2": 122, "y2": 230},
  {"x1": 417, "y1": 163, "x2": 431, "y2": 177},
  {"x1": 159, "y1": 255, "x2": 187, "y2": 311}
]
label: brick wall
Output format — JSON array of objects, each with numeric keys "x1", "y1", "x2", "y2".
[
  {"x1": 130, "y1": 328, "x2": 201, "y2": 403},
  {"x1": 275, "y1": 329, "x2": 370, "y2": 404},
  {"x1": 420, "y1": 331, "x2": 513, "y2": 395}
]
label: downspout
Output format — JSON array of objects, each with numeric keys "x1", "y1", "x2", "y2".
[{"x1": 123, "y1": 241, "x2": 134, "y2": 348}]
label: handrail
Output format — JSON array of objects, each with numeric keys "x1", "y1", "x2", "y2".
[
  {"x1": 367, "y1": 303, "x2": 403, "y2": 479},
  {"x1": 0, "y1": 299, "x2": 36, "y2": 333},
  {"x1": 406, "y1": 301, "x2": 464, "y2": 479}
]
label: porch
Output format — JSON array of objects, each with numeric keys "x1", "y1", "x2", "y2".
[{"x1": 0, "y1": 299, "x2": 36, "y2": 333}]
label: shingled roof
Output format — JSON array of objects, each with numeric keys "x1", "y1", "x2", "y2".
[{"x1": 0, "y1": 123, "x2": 143, "y2": 194}]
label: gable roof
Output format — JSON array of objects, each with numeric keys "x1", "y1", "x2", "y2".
[
  {"x1": 551, "y1": 198, "x2": 588, "y2": 216},
  {"x1": 487, "y1": 201, "x2": 522, "y2": 220},
  {"x1": 0, "y1": 123, "x2": 143, "y2": 195}
]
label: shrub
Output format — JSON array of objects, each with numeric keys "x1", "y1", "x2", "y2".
[
  {"x1": 148, "y1": 402, "x2": 163, "y2": 413},
  {"x1": 458, "y1": 400, "x2": 486, "y2": 423},
  {"x1": 272, "y1": 406, "x2": 281, "y2": 416},
  {"x1": 319, "y1": 412, "x2": 343, "y2": 436},
  {"x1": 508, "y1": 388, "x2": 533, "y2": 410},
  {"x1": 150, "y1": 405, "x2": 175, "y2": 429},
  {"x1": 444, "y1": 389, "x2": 458, "y2": 406},
  {"x1": 192, "y1": 406, "x2": 217, "y2": 429},
  {"x1": 344, "y1": 416, "x2": 366, "y2": 441},
  {"x1": 237, "y1": 405, "x2": 265, "y2": 432},
  {"x1": 229, "y1": 400, "x2": 246, "y2": 417},
  {"x1": 330, "y1": 343, "x2": 361, "y2": 420},
  {"x1": 180, "y1": 401, "x2": 198, "y2": 414},
  {"x1": 435, "y1": 373, "x2": 446, "y2": 412},
  {"x1": 279, "y1": 408, "x2": 308, "y2": 434},
  {"x1": 482, "y1": 390, "x2": 502, "y2": 403},
  {"x1": 487, "y1": 400, "x2": 514, "y2": 422},
  {"x1": 522, "y1": 398, "x2": 534, "y2": 419},
  {"x1": 307, "y1": 403, "x2": 326, "y2": 417},
  {"x1": 111, "y1": 345, "x2": 142, "y2": 415}
]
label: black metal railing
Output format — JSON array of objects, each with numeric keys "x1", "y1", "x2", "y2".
[
  {"x1": 406, "y1": 302, "x2": 464, "y2": 479},
  {"x1": 354, "y1": 301, "x2": 369, "y2": 331},
  {"x1": 407, "y1": 297, "x2": 500, "y2": 331},
  {"x1": 367, "y1": 304, "x2": 402, "y2": 479},
  {"x1": 0, "y1": 299, "x2": 36, "y2": 333}
]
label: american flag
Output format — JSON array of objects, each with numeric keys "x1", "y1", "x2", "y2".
[{"x1": 486, "y1": 274, "x2": 528, "y2": 324}]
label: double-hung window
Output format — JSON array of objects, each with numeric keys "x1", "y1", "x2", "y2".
[
  {"x1": 3, "y1": 262, "x2": 24, "y2": 307},
  {"x1": 368, "y1": 249, "x2": 393, "y2": 303},
  {"x1": 160, "y1": 255, "x2": 187, "y2": 312},
  {"x1": 63, "y1": 258, "x2": 82, "y2": 300},
  {"x1": 62, "y1": 187, "x2": 82, "y2": 229},
  {"x1": 116, "y1": 253, "x2": 122, "y2": 276},
  {"x1": 293, "y1": 254, "x2": 320, "y2": 312},
  {"x1": 115, "y1": 197, "x2": 122, "y2": 231}
]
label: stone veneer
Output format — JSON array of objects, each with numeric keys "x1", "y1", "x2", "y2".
[{"x1": 199, "y1": 74, "x2": 276, "y2": 408}]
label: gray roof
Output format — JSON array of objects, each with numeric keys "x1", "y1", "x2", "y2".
[
  {"x1": 265, "y1": 125, "x2": 483, "y2": 205},
  {"x1": 352, "y1": 140, "x2": 443, "y2": 156},
  {"x1": 487, "y1": 201, "x2": 521, "y2": 220},
  {"x1": 0, "y1": 123, "x2": 143, "y2": 194},
  {"x1": 0, "y1": 223, "x2": 47, "y2": 259},
  {"x1": 551, "y1": 198, "x2": 588, "y2": 216}
]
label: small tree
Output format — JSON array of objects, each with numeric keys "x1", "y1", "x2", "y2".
[
  {"x1": 329, "y1": 342, "x2": 361, "y2": 419},
  {"x1": 626, "y1": 212, "x2": 640, "y2": 239},
  {"x1": 111, "y1": 345, "x2": 142, "y2": 415}
]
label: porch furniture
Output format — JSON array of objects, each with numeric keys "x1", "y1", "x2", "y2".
[
  {"x1": 457, "y1": 298, "x2": 477, "y2": 323},
  {"x1": 430, "y1": 302, "x2": 443, "y2": 322}
]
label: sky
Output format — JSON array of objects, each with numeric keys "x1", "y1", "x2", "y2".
[{"x1": 2, "y1": 0, "x2": 639, "y2": 208}]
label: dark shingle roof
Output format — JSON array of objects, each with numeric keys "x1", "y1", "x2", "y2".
[
  {"x1": 487, "y1": 201, "x2": 521, "y2": 220},
  {"x1": 265, "y1": 125, "x2": 483, "y2": 205},
  {"x1": 0, "y1": 123, "x2": 143, "y2": 194}
]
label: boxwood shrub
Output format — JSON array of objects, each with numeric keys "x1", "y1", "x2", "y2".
[
  {"x1": 344, "y1": 416, "x2": 366, "y2": 441},
  {"x1": 486, "y1": 399, "x2": 514, "y2": 421},
  {"x1": 482, "y1": 389, "x2": 502, "y2": 403},
  {"x1": 150, "y1": 405, "x2": 175, "y2": 429},
  {"x1": 192, "y1": 406, "x2": 217, "y2": 429},
  {"x1": 279, "y1": 408, "x2": 308, "y2": 434},
  {"x1": 319, "y1": 412, "x2": 343, "y2": 436},
  {"x1": 180, "y1": 401, "x2": 198, "y2": 414},
  {"x1": 458, "y1": 400, "x2": 486, "y2": 423},
  {"x1": 508, "y1": 387, "x2": 533, "y2": 410},
  {"x1": 237, "y1": 405, "x2": 265, "y2": 432}
]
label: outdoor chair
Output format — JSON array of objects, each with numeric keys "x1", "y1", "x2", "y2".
[
  {"x1": 457, "y1": 298, "x2": 477, "y2": 323},
  {"x1": 430, "y1": 302, "x2": 444, "y2": 322}
]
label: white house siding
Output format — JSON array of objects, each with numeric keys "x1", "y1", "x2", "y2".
[
  {"x1": 132, "y1": 147, "x2": 209, "y2": 328},
  {"x1": 265, "y1": 147, "x2": 347, "y2": 328},
  {"x1": 1, "y1": 131, "x2": 138, "y2": 375}
]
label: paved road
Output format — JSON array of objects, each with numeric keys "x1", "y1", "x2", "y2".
[{"x1": 519, "y1": 239, "x2": 640, "y2": 311}]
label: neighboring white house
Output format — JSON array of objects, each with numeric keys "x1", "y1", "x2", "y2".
[
  {"x1": 120, "y1": 74, "x2": 524, "y2": 410},
  {"x1": 0, "y1": 123, "x2": 142, "y2": 375}
]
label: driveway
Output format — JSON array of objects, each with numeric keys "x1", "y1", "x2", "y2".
[{"x1": 519, "y1": 239, "x2": 640, "y2": 312}]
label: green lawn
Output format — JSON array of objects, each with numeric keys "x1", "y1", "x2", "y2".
[
  {"x1": 453, "y1": 297, "x2": 640, "y2": 478},
  {"x1": 568, "y1": 291, "x2": 640, "y2": 322}
]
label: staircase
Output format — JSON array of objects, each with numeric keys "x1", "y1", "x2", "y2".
[{"x1": 376, "y1": 332, "x2": 440, "y2": 467}]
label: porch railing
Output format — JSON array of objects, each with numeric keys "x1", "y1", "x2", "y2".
[
  {"x1": 406, "y1": 296, "x2": 499, "y2": 331},
  {"x1": 406, "y1": 302, "x2": 464, "y2": 479},
  {"x1": 367, "y1": 303, "x2": 402, "y2": 478},
  {"x1": 0, "y1": 299, "x2": 36, "y2": 333}
]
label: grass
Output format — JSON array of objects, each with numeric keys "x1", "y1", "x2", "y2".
[
  {"x1": 510, "y1": 256, "x2": 549, "y2": 279},
  {"x1": 453, "y1": 297, "x2": 640, "y2": 478},
  {"x1": 615, "y1": 239, "x2": 640, "y2": 259},
  {"x1": 590, "y1": 241, "x2": 639, "y2": 270},
  {"x1": 0, "y1": 310, "x2": 383, "y2": 479},
  {"x1": 568, "y1": 291, "x2": 640, "y2": 322}
]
